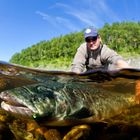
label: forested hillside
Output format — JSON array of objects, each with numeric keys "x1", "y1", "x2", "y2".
[{"x1": 10, "y1": 22, "x2": 140, "y2": 70}]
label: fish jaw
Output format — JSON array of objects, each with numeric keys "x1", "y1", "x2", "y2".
[{"x1": 1, "y1": 101, "x2": 33, "y2": 116}]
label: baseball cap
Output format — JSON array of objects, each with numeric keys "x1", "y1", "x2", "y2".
[{"x1": 84, "y1": 27, "x2": 98, "y2": 39}]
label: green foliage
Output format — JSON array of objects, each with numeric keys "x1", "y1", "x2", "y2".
[
  {"x1": 10, "y1": 22, "x2": 140, "y2": 69},
  {"x1": 99, "y1": 22, "x2": 140, "y2": 53}
]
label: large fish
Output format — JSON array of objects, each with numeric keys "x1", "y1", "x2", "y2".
[{"x1": 0, "y1": 61, "x2": 140, "y2": 126}]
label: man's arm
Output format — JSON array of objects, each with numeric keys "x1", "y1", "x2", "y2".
[
  {"x1": 116, "y1": 59, "x2": 131, "y2": 68},
  {"x1": 101, "y1": 45, "x2": 132, "y2": 69}
]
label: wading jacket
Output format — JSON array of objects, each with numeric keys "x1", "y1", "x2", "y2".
[{"x1": 71, "y1": 43, "x2": 124, "y2": 73}]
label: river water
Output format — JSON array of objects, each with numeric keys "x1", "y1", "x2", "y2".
[
  {"x1": 126, "y1": 57, "x2": 140, "y2": 68},
  {"x1": 0, "y1": 60, "x2": 140, "y2": 140}
]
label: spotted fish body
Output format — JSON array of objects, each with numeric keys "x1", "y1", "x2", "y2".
[{"x1": 0, "y1": 79, "x2": 136, "y2": 124}]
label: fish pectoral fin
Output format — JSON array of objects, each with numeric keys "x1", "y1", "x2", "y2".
[{"x1": 65, "y1": 107, "x2": 92, "y2": 119}]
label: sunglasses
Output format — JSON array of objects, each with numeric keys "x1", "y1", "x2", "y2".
[{"x1": 85, "y1": 36, "x2": 98, "y2": 43}]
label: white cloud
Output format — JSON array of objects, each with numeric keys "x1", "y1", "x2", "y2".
[
  {"x1": 36, "y1": 11, "x2": 58, "y2": 27},
  {"x1": 56, "y1": 17, "x2": 80, "y2": 31},
  {"x1": 36, "y1": 0, "x2": 121, "y2": 31},
  {"x1": 97, "y1": 0, "x2": 120, "y2": 21},
  {"x1": 36, "y1": 11, "x2": 80, "y2": 32},
  {"x1": 54, "y1": 2, "x2": 103, "y2": 27}
]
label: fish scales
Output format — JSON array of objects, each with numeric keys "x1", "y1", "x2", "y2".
[{"x1": 59, "y1": 82, "x2": 135, "y2": 120}]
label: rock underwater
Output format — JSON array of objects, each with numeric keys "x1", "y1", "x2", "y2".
[{"x1": 0, "y1": 61, "x2": 140, "y2": 139}]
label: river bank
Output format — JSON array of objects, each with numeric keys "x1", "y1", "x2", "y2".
[{"x1": 126, "y1": 57, "x2": 140, "y2": 68}]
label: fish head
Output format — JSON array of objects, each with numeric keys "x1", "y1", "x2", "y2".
[{"x1": 0, "y1": 83, "x2": 56, "y2": 118}]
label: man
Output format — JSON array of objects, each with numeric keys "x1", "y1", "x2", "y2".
[{"x1": 71, "y1": 27, "x2": 130, "y2": 73}]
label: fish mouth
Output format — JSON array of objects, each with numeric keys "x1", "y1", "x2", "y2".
[{"x1": 0, "y1": 91, "x2": 33, "y2": 117}]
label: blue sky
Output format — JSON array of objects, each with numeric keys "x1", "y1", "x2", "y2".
[{"x1": 0, "y1": 0, "x2": 139, "y2": 62}]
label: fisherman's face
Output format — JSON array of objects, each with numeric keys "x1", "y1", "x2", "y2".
[{"x1": 85, "y1": 36, "x2": 101, "y2": 51}]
